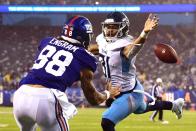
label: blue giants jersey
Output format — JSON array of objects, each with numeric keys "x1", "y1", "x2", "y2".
[{"x1": 19, "y1": 37, "x2": 97, "y2": 92}]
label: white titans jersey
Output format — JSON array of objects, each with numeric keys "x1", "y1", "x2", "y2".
[{"x1": 96, "y1": 34, "x2": 137, "y2": 92}]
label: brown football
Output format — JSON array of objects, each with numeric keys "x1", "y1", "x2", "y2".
[{"x1": 154, "y1": 43, "x2": 178, "y2": 63}]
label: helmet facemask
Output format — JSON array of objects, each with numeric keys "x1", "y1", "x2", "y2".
[{"x1": 102, "y1": 22, "x2": 128, "y2": 42}]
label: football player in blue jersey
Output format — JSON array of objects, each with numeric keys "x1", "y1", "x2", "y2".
[
  {"x1": 88, "y1": 12, "x2": 184, "y2": 131},
  {"x1": 13, "y1": 16, "x2": 121, "y2": 131}
]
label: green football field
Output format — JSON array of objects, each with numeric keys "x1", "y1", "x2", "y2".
[{"x1": 0, "y1": 107, "x2": 196, "y2": 131}]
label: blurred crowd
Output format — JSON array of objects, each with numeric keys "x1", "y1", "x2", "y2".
[{"x1": 1, "y1": 0, "x2": 196, "y2": 5}]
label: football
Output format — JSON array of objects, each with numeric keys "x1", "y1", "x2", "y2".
[{"x1": 154, "y1": 43, "x2": 178, "y2": 63}]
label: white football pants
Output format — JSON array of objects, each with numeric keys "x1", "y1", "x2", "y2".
[{"x1": 13, "y1": 85, "x2": 69, "y2": 131}]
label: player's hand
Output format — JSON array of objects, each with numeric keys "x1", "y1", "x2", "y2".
[
  {"x1": 106, "y1": 82, "x2": 121, "y2": 98},
  {"x1": 88, "y1": 44, "x2": 99, "y2": 55},
  {"x1": 143, "y1": 14, "x2": 159, "y2": 33}
]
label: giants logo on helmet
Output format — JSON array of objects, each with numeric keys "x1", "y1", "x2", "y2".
[{"x1": 84, "y1": 24, "x2": 93, "y2": 33}]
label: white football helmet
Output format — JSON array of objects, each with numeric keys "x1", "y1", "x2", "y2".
[{"x1": 102, "y1": 11, "x2": 130, "y2": 42}]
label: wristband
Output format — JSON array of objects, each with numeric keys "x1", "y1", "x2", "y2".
[
  {"x1": 140, "y1": 30, "x2": 149, "y2": 39},
  {"x1": 104, "y1": 90, "x2": 110, "y2": 99}
]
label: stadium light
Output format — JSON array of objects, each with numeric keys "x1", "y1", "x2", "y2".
[{"x1": 0, "y1": 4, "x2": 195, "y2": 13}]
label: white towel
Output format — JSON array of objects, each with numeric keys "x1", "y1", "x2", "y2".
[{"x1": 50, "y1": 89, "x2": 78, "y2": 119}]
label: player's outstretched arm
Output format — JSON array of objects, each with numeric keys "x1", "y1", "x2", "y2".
[
  {"x1": 80, "y1": 69, "x2": 121, "y2": 105},
  {"x1": 123, "y1": 14, "x2": 159, "y2": 59}
]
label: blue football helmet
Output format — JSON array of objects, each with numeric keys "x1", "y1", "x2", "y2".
[
  {"x1": 62, "y1": 16, "x2": 93, "y2": 48},
  {"x1": 102, "y1": 11, "x2": 130, "y2": 42}
]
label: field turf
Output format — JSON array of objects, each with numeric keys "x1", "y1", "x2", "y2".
[{"x1": 0, "y1": 107, "x2": 196, "y2": 131}]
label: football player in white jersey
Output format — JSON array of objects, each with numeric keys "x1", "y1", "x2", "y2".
[{"x1": 88, "y1": 12, "x2": 184, "y2": 131}]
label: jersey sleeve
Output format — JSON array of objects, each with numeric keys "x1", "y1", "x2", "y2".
[{"x1": 75, "y1": 49, "x2": 98, "y2": 72}]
